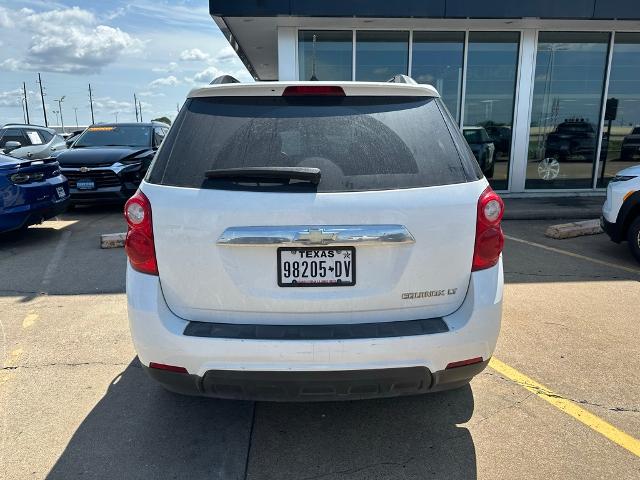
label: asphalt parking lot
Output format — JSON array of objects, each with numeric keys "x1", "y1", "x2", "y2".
[{"x1": 1, "y1": 207, "x2": 639, "y2": 479}]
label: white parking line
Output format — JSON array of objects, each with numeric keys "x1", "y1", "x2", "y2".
[
  {"x1": 505, "y1": 235, "x2": 640, "y2": 275},
  {"x1": 41, "y1": 230, "x2": 72, "y2": 290}
]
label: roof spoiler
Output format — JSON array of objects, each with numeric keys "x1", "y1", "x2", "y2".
[
  {"x1": 210, "y1": 75, "x2": 240, "y2": 85},
  {"x1": 387, "y1": 74, "x2": 418, "y2": 85}
]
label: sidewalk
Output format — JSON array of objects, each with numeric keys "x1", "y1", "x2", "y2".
[{"x1": 502, "y1": 196, "x2": 604, "y2": 221}]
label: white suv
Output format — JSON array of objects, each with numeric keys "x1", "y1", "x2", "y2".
[
  {"x1": 602, "y1": 165, "x2": 640, "y2": 263},
  {"x1": 124, "y1": 80, "x2": 504, "y2": 401}
]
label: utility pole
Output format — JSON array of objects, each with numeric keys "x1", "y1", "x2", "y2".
[
  {"x1": 37, "y1": 73, "x2": 48, "y2": 126},
  {"x1": 73, "y1": 107, "x2": 79, "y2": 128},
  {"x1": 134, "y1": 93, "x2": 139, "y2": 122},
  {"x1": 55, "y1": 96, "x2": 66, "y2": 132},
  {"x1": 88, "y1": 83, "x2": 95, "y2": 124},
  {"x1": 22, "y1": 82, "x2": 30, "y2": 124},
  {"x1": 138, "y1": 99, "x2": 143, "y2": 122}
]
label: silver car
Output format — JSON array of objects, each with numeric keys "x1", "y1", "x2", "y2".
[{"x1": 0, "y1": 124, "x2": 67, "y2": 160}]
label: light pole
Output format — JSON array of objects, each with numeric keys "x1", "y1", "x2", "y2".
[
  {"x1": 114, "y1": 112, "x2": 119, "y2": 122},
  {"x1": 54, "y1": 96, "x2": 66, "y2": 133},
  {"x1": 73, "y1": 107, "x2": 79, "y2": 128},
  {"x1": 52, "y1": 110, "x2": 60, "y2": 125}
]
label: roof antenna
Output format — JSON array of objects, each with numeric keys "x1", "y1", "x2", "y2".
[{"x1": 310, "y1": 34, "x2": 318, "y2": 81}]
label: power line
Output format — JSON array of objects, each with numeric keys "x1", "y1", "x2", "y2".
[{"x1": 37, "y1": 73, "x2": 48, "y2": 127}]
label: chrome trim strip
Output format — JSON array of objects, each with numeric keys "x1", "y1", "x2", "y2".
[
  {"x1": 217, "y1": 225, "x2": 415, "y2": 247},
  {"x1": 60, "y1": 162, "x2": 141, "y2": 175}
]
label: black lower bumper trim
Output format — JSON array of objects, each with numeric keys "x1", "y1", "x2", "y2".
[
  {"x1": 183, "y1": 317, "x2": 449, "y2": 340},
  {"x1": 143, "y1": 360, "x2": 489, "y2": 402},
  {"x1": 601, "y1": 216, "x2": 622, "y2": 243}
]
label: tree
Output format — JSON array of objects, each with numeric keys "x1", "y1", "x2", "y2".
[{"x1": 152, "y1": 116, "x2": 171, "y2": 125}]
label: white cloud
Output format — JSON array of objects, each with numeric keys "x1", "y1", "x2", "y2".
[
  {"x1": 186, "y1": 66, "x2": 223, "y2": 84},
  {"x1": 0, "y1": 6, "x2": 142, "y2": 74},
  {"x1": 152, "y1": 62, "x2": 178, "y2": 73},
  {"x1": 139, "y1": 91, "x2": 166, "y2": 98},
  {"x1": 93, "y1": 96, "x2": 133, "y2": 114},
  {"x1": 149, "y1": 75, "x2": 180, "y2": 88},
  {"x1": 179, "y1": 48, "x2": 211, "y2": 62},
  {"x1": 0, "y1": 89, "x2": 23, "y2": 108},
  {"x1": 215, "y1": 45, "x2": 238, "y2": 62}
]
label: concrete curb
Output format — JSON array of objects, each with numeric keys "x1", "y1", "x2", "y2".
[
  {"x1": 544, "y1": 219, "x2": 602, "y2": 239},
  {"x1": 101, "y1": 232, "x2": 126, "y2": 248}
]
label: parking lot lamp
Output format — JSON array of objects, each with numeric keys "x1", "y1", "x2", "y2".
[{"x1": 55, "y1": 96, "x2": 66, "y2": 133}]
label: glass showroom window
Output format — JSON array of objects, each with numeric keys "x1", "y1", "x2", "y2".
[
  {"x1": 298, "y1": 30, "x2": 353, "y2": 81},
  {"x1": 526, "y1": 32, "x2": 609, "y2": 190},
  {"x1": 464, "y1": 32, "x2": 520, "y2": 191},
  {"x1": 356, "y1": 31, "x2": 409, "y2": 81},
  {"x1": 412, "y1": 32, "x2": 465, "y2": 122},
  {"x1": 597, "y1": 33, "x2": 640, "y2": 187}
]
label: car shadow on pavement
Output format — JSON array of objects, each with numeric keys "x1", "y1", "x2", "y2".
[
  {"x1": 45, "y1": 358, "x2": 254, "y2": 480},
  {"x1": 45, "y1": 358, "x2": 476, "y2": 480},
  {"x1": 246, "y1": 387, "x2": 476, "y2": 480}
]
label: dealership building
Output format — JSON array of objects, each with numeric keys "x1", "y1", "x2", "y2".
[{"x1": 210, "y1": 1, "x2": 640, "y2": 194}]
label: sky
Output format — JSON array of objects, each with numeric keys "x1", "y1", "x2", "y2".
[{"x1": 0, "y1": 0, "x2": 251, "y2": 127}]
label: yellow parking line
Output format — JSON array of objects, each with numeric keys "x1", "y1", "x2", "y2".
[
  {"x1": 504, "y1": 234, "x2": 640, "y2": 275},
  {"x1": 22, "y1": 312, "x2": 38, "y2": 329},
  {"x1": 490, "y1": 357, "x2": 640, "y2": 458}
]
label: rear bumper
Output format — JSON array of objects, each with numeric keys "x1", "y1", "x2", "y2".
[
  {"x1": 0, "y1": 197, "x2": 69, "y2": 233},
  {"x1": 127, "y1": 259, "x2": 503, "y2": 401},
  {"x1": 143, "y1": 360, "x2": 489, "y2": 401}
]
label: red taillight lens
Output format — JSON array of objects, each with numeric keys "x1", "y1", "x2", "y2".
[
  {"x1": 124, "y1": 190, "x2": 158, "y2": 275},
  {"x1": 472, "y1": 186, "x2": 504, "y2": 272},
  {"x1": 282, "y1": 85, "x2": 345, "y2": 96}
]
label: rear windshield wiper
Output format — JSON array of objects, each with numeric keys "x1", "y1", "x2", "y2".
[{"x1": 205, "y1": 167, "x2": 321, "y2": 185}]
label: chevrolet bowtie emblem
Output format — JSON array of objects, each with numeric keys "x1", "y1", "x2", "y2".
[
  {"x1": 297, "y1": 228, "x2": 337, "y2": 245},
  {"x1": 79, "y1": 166, "x2": 91, "y2": 173}
]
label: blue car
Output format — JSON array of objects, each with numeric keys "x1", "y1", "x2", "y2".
[{"x1": 0, "y1": 153, "x2": 70, "y2": 233}]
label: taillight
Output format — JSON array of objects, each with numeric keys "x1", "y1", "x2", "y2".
[
  {"x1": 472, "y1": 186, "x2": 504, "y2": 272},
  {"x1": 282, "y1": 85, "x2": 345, "y2": 96},
  {"x1": 124, "y1": 190, "x2": 158, "y2": 275}
]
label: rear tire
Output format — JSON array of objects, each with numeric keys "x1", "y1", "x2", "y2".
[{"x1": 627, "y1": 217, "x2": 640, "y2": 264}]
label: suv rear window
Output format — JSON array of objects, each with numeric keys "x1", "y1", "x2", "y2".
[{"x1": 148, "y1": 96, "x2": 478, "y2": 192}]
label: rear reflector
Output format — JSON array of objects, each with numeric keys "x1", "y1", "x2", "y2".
[
  {"x1": 149, "y1": 362, "x2": 188, "y2": 374},
  {"x1": 283, "y1": 85, "x2": 345, "y2": 96},
  {"x1": 446, "y1": 357, "x2": 483, "y2": 369}
]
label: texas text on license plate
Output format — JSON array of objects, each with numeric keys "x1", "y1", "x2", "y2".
[{"x1": 277, "y1": 247, "x2": 356, "y2": 287}]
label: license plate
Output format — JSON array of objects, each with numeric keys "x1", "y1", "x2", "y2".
[
  {"x1": 56, "y1": 186, "x2": 66, "y2": 198},
  {"x1": 76, "y1": 178, "x2": 95, "y2": 190},
  {"x1": 278, "y1": 247, "x2": 355, "y2": 287}
]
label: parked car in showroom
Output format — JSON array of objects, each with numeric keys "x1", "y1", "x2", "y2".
[
  {"x1": 544, "y1": 119, "x2": 604, "y2": 161},
  {"x1": 484, "y1": 125, "x2": 512, "y2": 157},
  {"x1": 620, "y1": 126, "x2": 640, "y2": 161},
  {"x1": 463, "y1": 126, "x2": 496, "y2": 177},
  {"x1": 0, "y1": 152, "x2": 69, "y2": 233},
  {"x1": 601, "y1": 164, "x2": 640, "y2": 263},
  {"x1": 0, "y1": 124, "x2": 66, "y2": 160},
  {"x1": 56, "y1": 122, "x2": 169, "y2": 205},
  {"x1": 125, "y1": 77, "x2": 505, "y2": 401}
]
